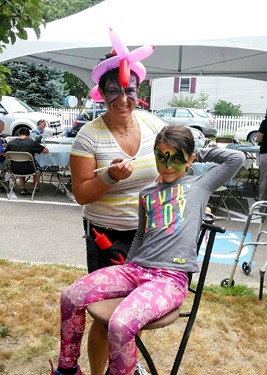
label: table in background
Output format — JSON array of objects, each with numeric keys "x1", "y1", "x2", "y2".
[
  {"x1": 35, "y1": 143, "x2": 72, "y2": 168},
  {"x1": 45, "y1": 137, "x2": 74, "y2": 145},
  {"x1": 226, "y1": 143, "x2": 260, "y2": 164},
  {"x1": 226, "y1": 143, "x2": 260, "y2": 190},
  {"x1": 35, "y1": 143, "x2": 74, "y2": 201}
]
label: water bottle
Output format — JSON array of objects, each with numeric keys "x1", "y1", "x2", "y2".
[{"x1": 65, "y1": 127, "x2": 70, "y2": 137}]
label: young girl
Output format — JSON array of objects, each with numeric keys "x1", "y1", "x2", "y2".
[{"x1": 50, "y1": 124, "x2": 245, "y2": 375}]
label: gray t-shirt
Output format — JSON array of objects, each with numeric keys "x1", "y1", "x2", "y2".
[{"x1": 126, "y1": 147, "x2": 245, "y2": 273}]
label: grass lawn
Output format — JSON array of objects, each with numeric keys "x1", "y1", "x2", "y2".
[{"x1": 0, "y1": 259, "x2": 266, "y2": 375}]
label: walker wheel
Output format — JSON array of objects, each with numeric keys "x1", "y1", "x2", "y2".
[
  {"x1": 242, "y1": 262, "x2": 251, "y2": 275},
  {"x1": 221, "y1": 278, "x2": 235, "y2": 287}
]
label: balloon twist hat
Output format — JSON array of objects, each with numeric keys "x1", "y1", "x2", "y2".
[{"x1": 90, "y1": 28, "x2": 155, "y2": 102}]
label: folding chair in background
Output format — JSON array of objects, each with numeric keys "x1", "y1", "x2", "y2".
[
  {"x1": 53, "y1": 163, "x2": 75, "y2": 202},
  {"x1": 0, "y1": 160, "x2": 9, "y2": 193},
  {"x1": 212, "y1": 158, "x2": 253, "y2": 218},
  {"x1": 5, "y1": 151, "x2": 43, "y2": 201},
  {"x1": 0, "y1": 139, "x2": 9, "y2": 192}
]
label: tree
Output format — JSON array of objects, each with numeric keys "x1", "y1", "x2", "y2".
[
  {"x1": 138, "y1": 81, "x2": 150, "y2": 98},
  {"x1": 168, "y1": 91, "x2": 209, "y2": 108},
  {"x1": 0, "y1": 0, "x2": 104, "y2": 104},
  {"x1": 4, "y1": 62, "x2": 68, "y2": 109},
  {"x1": 40, "y1": 1, "x2": 105, "y2": 105},
  {"x1": 64, "y1": 72, "x2": 90, "y2": 106},
  {"x1": 40, "y1": 0, "x2": 103, "y2": 22},
  {"x1": 0, "y1": 0, "x2": 44, "y2": 44},
  {"x1": 213, "y1": 100, "x2": 243, "y2": 116},
  {"x1": 0, "y1": 65, "x2": 11, "y2": 96},
  {"x1": 0, "y1": 0, "x2": 45, "y2": 97},
  {"x1": 1, "y1": 0, "x2": 152, "y2": 107}
]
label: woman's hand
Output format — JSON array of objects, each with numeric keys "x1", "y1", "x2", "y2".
[
  {"x1": 70, "y1": 155, "x2": 135, "y2": 205},
  {"x1": 108, "y1": 158, "x2": 134, "y2": 181}
]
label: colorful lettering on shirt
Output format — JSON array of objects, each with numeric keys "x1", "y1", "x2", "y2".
[
  {"x1": 142, "y1": 183, "x2": 191, "y2": 234},
  {"x1": 105, "y1": 75, "x2": 138, "y2": 104},
  {"x1": 172, "y1": 258, "x2": 186, "y2": 264},
  {"x1": 154, "y1": 148, "x2": 187, "y2": 171}
]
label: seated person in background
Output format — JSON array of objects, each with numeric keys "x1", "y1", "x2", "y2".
[
  {"x1": 0, "y1": 120, "x2": 8, "y2": 183},
  {"x1": 31, "y1": 119, "x2": 47, "y2": 143},
  {"x1": 4, "y1": 128, "x2": 49, "y2": 195},
  {"x1": 0, "y1": 138, "x2": 6, "y2": 165},
  {"x1": 256, "y1": 110, "x2": 267, "y2": 201},
  {"x1": 0, "y1": 119, "x2": 7, "y2": 146},
  {"x1": 0, "y1": 138, "x2": 8, "y2": 185}
]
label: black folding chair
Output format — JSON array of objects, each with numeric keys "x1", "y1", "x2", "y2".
[{"x1": 87, "y1": 220, "x2": 225, "y2": 374}]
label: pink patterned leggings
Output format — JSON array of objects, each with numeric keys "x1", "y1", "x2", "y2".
[{"x1": 58, "y1": 262, "x2": 188, "y2": 375}]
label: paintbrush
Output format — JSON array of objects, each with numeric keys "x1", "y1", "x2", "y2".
[{"x1": 93, "y1": 157, "x2": 136, "y2": 172}]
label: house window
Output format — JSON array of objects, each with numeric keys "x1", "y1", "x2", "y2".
[
  {"x1": 174, "y1": 77, "x2": 196, "y2": 94},
  {"x1": 180, "y1": 78, "x2": 190, "y2": 92}
]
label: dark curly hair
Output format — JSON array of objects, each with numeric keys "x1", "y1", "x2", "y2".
[{"x1": 154, "y1": 124, "x2": 195, "y2": 163}]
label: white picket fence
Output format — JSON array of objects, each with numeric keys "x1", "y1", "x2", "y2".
[
  {"x1": 39, "y1": 107, "x2": 263, "y2": 135},
  {"x1": 215, "y1": 115, "x2": 263, "y2": 136},
  {"x1": 39, "y1": 107, "x2": 80, "y2": 128}
]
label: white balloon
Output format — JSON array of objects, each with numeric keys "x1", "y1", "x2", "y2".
[{"x1": 67, "y1": 96, "x2": 78, "y2": 107}]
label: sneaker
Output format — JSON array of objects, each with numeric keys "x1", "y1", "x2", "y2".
[
  {"x1": 135, "y1": 360, "x2": 150, "y2": 375},
  {"x1": 30, "y1": 187, "x2": 40, "y2": 194},
  {"x1": 49, "y1": 359, "x2": 85, "y2": 375},
  {"x1": 254, "y1": 196, "x2": 259, "y2": 201},
  {"x1": 19, "y1": 188, "x2": 28, "y2": 195}
]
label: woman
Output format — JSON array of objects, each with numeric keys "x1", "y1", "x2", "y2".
[
  {"x1": 256, "y1": 110, "x2": 267, "y2": 201},
  {"x1": 68, "y1": 29, "x2": 164, "y2": 375},
  {"x1": 31, "y1": 119, "x2": 47, "y2": 143},
  {"x1": 50, "y1": 124, "x2": 244, "y2": 375}
]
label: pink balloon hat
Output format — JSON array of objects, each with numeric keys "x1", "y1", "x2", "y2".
[{"x1": 90, "y1": 28, "x2": 155, "y2": 102}]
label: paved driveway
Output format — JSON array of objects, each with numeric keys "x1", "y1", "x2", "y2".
[
  {"x1": 0, "y1": 198, "x2": 86, "y2": 268},
  {"x1": 0, "y1": 176, "x2": 87, "y2": 268}
]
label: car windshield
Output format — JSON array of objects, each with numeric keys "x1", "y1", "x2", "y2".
[
  {"x1": 156, "y1": 108, "x2": 175, "y2": 117},
  {"x1": 175, "y1": 109, "x2": 192, "y2": 118},
  {"x1": 192, "y1": 109, "x2": 209, "y2": 118},
  {"x1": 1, "y1": 97, "x2": 34, "y2": 113},
  {"x1": 84, "y1": 99, "x2": 106, "y2": 110}
]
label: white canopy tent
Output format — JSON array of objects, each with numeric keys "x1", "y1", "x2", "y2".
[{"x1": 1, "y1": 0, "x2": 267, "y2": 87}]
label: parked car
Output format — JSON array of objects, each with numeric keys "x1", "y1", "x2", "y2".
[
  {"x1": 190, "y1": 127, "x2": 207, "y2": 148},
  {"x1": 154, "y1": 107, "x2": 217, "y2": 138},
  {"x1": 68, "y1": 107, "x2": 107, "y2": 137},
  {"x1": 0, "y1": 96, "x2": 63, "y2": 137},
  {"x1": 68, "y1": 108, "x2": 207, "y2": 147},
  {"x1": 234, "y1": 124, "x2": 260, "y2": 145}
]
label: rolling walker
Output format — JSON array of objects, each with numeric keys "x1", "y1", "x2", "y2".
[{"x1": 221, "y1": 201, "x2": 267, "y2": 299}]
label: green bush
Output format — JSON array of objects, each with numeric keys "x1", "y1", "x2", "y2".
[
  {"x1": 168, "y1": 91, "x2": 209, "y2": 108},
  {"x1": 213, "y1": 100, "x2": 243, "y2": 116}
]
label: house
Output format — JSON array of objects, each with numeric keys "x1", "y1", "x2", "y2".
[{"x1": 150, "y1": 76, "x2": 267, "y2": 116}]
